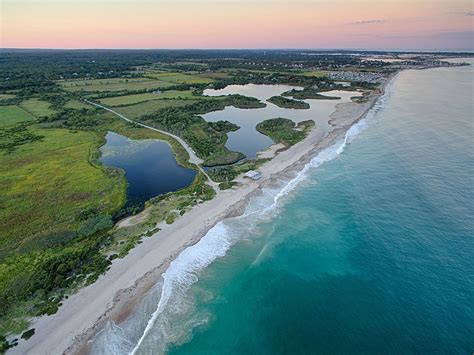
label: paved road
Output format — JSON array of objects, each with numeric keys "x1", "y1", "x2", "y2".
[{"x1": 85, "y1": 99, "x2": 219, "y2": 191}]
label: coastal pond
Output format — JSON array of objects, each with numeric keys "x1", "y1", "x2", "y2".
[
  {"x1": 100, "y1": 131, "x2": 197, "y2": 208},
  {"x1": 203, "y1": 84, "x2": 360, "y2": 159}
]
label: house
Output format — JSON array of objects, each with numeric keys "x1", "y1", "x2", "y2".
[{"x1": 244, "y1": 170, "x2": 262, "y2": 180}]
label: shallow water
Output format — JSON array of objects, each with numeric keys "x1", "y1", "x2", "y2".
[
  {"x1": 100, "y1": 132, "x2": 196, "y2": 208},
  {"x1": 203, "y1": 84, "x2": 357, "y2": 159},
  {"x1": 91, "y1": 61, "x2": 474, "y2": 354}
]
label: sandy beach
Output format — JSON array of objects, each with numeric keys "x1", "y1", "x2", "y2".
[{"x1": 10, "y1": 78, "x2": 392, "y2": 355}]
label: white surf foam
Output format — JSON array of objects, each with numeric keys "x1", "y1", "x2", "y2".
[{"x1": 94, "y1": 83, "x2": 392, "y2": 355}]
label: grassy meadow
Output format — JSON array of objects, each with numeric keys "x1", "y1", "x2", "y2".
[
  {"x1": 115, "y1": 99, "x2": 199, "y2": 118},
  {"x1": 64, "y1": 99, "x2": 94, "y2": 110},
  {"x1": 0, "y1": 126, "x2": 126, "y2": 257},
  {"x1": 98, "y1": 90, "x2": 196, "y2": 106},
  {"x1": 59, "y1": 77, "x2": 174, "y2": 92},
  {"x1": 144, "y1": 72, "x2": 215, "y2": 84},
  {"x1": 0, "y1": 106, "x2": 35, "y2": 128},
  {"x1": 19, "y1": 99, "x2": 56, "y2": 119}
]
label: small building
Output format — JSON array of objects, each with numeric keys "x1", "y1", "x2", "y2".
[
  {"x1": 244, "y1": 170, "x2": 262, "y2": 180},
  {"x1": 335, "y1": 81, "x2": 351, "y2": 87}
]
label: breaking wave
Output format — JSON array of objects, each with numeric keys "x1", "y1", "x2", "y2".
[{"x1": 90, "y1": 84, "x2": 392, "y2": 355}]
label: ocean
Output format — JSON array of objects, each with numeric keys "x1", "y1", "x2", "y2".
[{"x1": 91, "y1": 60, "x2": 474, "y2": 354}]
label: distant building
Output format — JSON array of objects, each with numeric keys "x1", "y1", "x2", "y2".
[
  {"x1": 244, "y1": 170, "x2": 262, "y2": 180},
  {"x1": 335, "y1": 81, "x2": 351, "y2": 87}
]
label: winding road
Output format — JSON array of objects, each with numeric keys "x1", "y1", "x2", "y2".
[{"x1": 84, "y1": 99, "x2": 219, "y2": 191}]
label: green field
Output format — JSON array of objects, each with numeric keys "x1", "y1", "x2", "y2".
[
  {"x1": 0, "y1": 94, "x2": 15, "y2": 100},
  {"x1": 115, "y1": 99, "x2": 198, "y2": 118},
  {"x1": 19, "y1": 99, "x2": 56, "y2": 118},
  {"x1": 58, "y1": 77, "x2": 174, "y2": 92},
  {"x1": 302, "y1": 70, "x2": 329, "y2": 77},
  {"x1": 195, "y1": 72, "x2": 230, "y2": 80},
  {"x1": 0, "y1": 106, "x2": 35, "y2": 128},
  {"x1": 98, "y1": 90, "x2": 196, "y2": 107},
  {"x1": 144, "y1": 72, "x2": 215, "y2": 84},
  {"x1": 64, "y1": 100, "x2": 94, "y2": 110},
  {"x1": 0, "y1": 127, "x2": 125, "y2": 256}
]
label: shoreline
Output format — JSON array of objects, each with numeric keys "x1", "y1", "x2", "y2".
[{"x1": 10, "y1": 74, "x2": 395, "y2": 355}]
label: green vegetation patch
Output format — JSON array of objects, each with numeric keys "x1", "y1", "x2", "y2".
[
  {"x1": 116, "y1": 99, "x2": 199, "y2": 119},
  {"x1": 283, "y1": 88, "x2": 341, "y2": 100},
  {"x1": 0, "y1": 127, "x2": 125, "y2": 257},
  {"x1": 104, "y1": 173, "x2": 215, "y2": 258},
  {"x1": 0, "y1": 106, "x2": 35, "y2": 128},
  {"x1": 19, "y1": 99, "x2": 56, "y2": 119},
  {"x1": 301, "y1": 70, "x2": 329, "y2": 78},
  {"x1": 59, "y1": 78, "x2": 173, "y2": 92},
  {"x1": 144, "y1": 72, "x2": 215, "y2": 85},
  {"x1": 256, "y1": 118, "x2": 315, "y2": 146},
  {"x1": 196, "y1": 72, "x2": 230, "y2": 80},
  {"x1": 208, "y1": 159, "x2": 270, "y2": 183},
  {"x1": 64, "y1": 100, "x2": 94, "y2": 110},
  {"x1": 98, "y1": 90, "x2": 197, "y2": 107},
  {"x1": 141, "y1": 95, "x2": 265, "y2": 166},
  {"x1": 0, "y1": 94, "x2": 15, "y2": 100},
  {"x1": 267, "y1": 96, "x2": 310, "y2": 109}
]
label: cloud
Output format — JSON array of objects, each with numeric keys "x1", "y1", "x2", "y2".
[
  {"x1": 349, "y1": 20, "x2": 386, "y2": 25},
  {"x1": 431, "y1": 31, "x2": 474, "y2": 40},
  {"x1": 447, "y1": 11, "x2": 474, "y2": 16},
  {"x1": 350, "y1": 33, "x2": 417, "y2": 39},
  {"x1": 350, "y1": 31, "x2": 474, "y2": 41}
]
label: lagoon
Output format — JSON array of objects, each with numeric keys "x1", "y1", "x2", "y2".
[
  {"x1": 100, "y1": 132, "x2": 196, "y2": 208},
  {"x1": 203, "y1": 84, "x2": 358, "y2": 159}
]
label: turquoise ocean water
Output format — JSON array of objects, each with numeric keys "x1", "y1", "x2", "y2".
[{"x1": 92, "y1": 61, "x2": 473, "y2": 354}]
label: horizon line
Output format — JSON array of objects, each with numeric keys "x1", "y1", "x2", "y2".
[{"x1": 1, "y1": 47, "x2": 474, "y2": 53}]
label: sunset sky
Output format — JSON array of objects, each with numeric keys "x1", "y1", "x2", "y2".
[{"x1": 1, "y1": 0, "x2": 473, "y2": 50}]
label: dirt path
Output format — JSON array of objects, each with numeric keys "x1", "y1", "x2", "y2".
[{"x1": 84, "y1": 99, "x2": 219, "y2": 192}]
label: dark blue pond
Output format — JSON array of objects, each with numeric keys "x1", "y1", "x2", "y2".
[{"x1": 100, "y1": 131, "x2": 197, "y2": 208}]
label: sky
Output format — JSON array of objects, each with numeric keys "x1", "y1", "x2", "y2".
[{"x1": 1, "y1": 0, "x2": 473, "y2": 50}]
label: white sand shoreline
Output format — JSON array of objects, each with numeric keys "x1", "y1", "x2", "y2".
[{"x1": 10, "y1": 75, "x2": 394, "y2": 355}]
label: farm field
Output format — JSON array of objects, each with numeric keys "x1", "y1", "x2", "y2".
[
  {"x1": 58, "y1": 77, "x2": 174, "y2": 92},
  {"x1": 143, "y1": 72, "x2": 215, "y2": 84},
  {"x1": 115, "y1": 98, "x2": 198, "y2": 118},
  {"x1": 64, "y1": 99, "x2": 94, "y2": 110},
  {"x1": 195, "y1": 72, "x2": 230, "y2": 80},
  {"x1": 19, "y1": 98, "x2": 56, "y2": 118},
  {"x1": 98, "y1": 90, "x2": 197, "y2": 106},
  {"x1": 0, "y1": 106, "x2": 35, "y2": 128}
]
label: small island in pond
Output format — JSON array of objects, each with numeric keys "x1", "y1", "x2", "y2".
[
  {"x1": 283, "y1": 88, "x2": 341, "y2": 100},
  {"x1": 256, "y1": 118, "x2": 315, "y2": 146},
  {"x1": 267, "y1": 95, "x2": 310, "y2": 109}
]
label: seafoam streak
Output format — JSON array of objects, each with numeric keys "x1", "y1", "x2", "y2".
[{"x1": 97, "y1": 82, "x2": 394, "y2": 355}]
